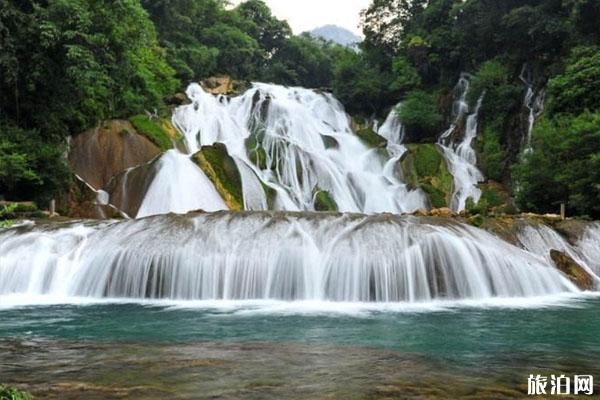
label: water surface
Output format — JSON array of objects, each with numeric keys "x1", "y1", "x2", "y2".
[{"x1": 1, "y1": 295, "x2": 599, "y2": 399}]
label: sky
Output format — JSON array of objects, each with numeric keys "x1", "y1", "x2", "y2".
[{"x1": 231, "y1": 0, "x2": 372, "y2": 35}]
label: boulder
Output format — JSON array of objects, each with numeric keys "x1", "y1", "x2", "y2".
[
  {"x1": 69, "y1": 120, "x2": 161, "y2": 190},
  {"x1": 313, "y1": 188, "x2": 338, "y2": 212},
  {"x1": 355, "y1": 127, "x2": 387, "y2": 148},
  {"x1": 167, "y1": 92, "x2": 190, "y2": 106},
  {"x1": 201, "y1": 76, "x2": 251, "y2": 96},
  {"x1": 399, "y1": 144, "x2": 453, "y2": 209},
  {"x1": 550, "y1": 249, "x2": 595, "y2": 290},
  {"x1": 430, "y1": 207, "x2": 454, "y2": 218},
  {"x1": 192, "y1": 144, "x2": 244, "y2": 211}
]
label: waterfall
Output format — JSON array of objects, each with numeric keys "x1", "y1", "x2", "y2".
[
  {"x1": 137, "y1": 83, "x2": 427, "y2": 216},
  {"x1": 377, "y1": 105, "x2": 428, "y2": 210},
  {"x1": 577, "y1": 224, "x2": 600, "y2": 276},
  {"x1": 0, "y1": 213, "x2": 578, "y2": 302},
  {"x1": 438, "y1": 75, "x2": 485, "y2": 211},
  {"x1": 517, "y1": 223, "x2": 600, "y2": 281},
  {"x1": 519, "y1": 66, "x2": 545, "y2": 153},
  {"x1": 137, "y1": 150, "x2": 228, "y2": 218}
]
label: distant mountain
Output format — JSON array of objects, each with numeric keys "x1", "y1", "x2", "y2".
[{"x1": 309, "y1": 25, "x2": 361, "y2": 48}]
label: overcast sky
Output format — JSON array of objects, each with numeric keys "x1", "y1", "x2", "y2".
[{"x1": 231, "y1": 0, "x2": 372, "y2": 35}]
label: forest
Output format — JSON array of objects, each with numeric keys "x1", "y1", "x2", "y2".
[{"x1": 1, "y1": 0, "x2": 599, "y2": 218}]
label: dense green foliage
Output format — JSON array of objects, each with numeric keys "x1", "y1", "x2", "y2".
[
  {"x1": 0, "y1": 0, "x2": 354, "y2": 204},
  {"x1": 0, "y1": 385, "x2": 33, "y2": 400},
  {"x1": 398, "y1": 91, "x2": 443, "y2": 141},
  {"x1": 0, "y1": 0, "x2": 177, "y2": 204},
  {"x1": 0, "y1": 122, "x2": 70, "y2": 203},
  {"x1": 360, "y1": 0, "x2": 600, "y2": 217},
  {"x1": 515, "y1": 45, "x2": 600, "y2": 218},
  {"x1": 141, "y1": 0, "x2": 352, "y2": 88},
  {"x1": 1, "y1": 0, "x2": 599, "y2": 217},
  {"x1": 516, "y1": 112, "x2": 600, "y2": 218}
]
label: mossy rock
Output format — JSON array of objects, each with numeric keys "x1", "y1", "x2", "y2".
[
  {"x1": 313, "y1": 188, "x2": 338, "y2": 211},
  {"x1": 356, "y1": 127, "x2": 387, "y2": 148},
  {"x1": 550, "y1": 250, "x2": 595, "y2": 290},
  {"x1": 400, "y1": 144, "x2": 453, "y2": 208},
  {"x1": 467, "y1": 181, "x2": 513, "y2": 216},
  {"x1": 322, "y1": 135, "x2": 339, "y2": 149},
  {"x1": 246, "y1": 136, "x2": 268, "y2": 170},
  {"x1": 129, "y1": 115, "x2": 179, "y2": 151},
  {"x1": 193, "y1": 143, "x2": 244, "y2": 210}
]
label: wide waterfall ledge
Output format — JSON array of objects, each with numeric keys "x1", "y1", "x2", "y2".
[{"x1": 2, "y1": 211, "x2": 594, "y2": 305}]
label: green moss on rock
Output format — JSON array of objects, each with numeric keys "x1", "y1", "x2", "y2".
[
  {"x1": 129, "y1": 115, "x2": 177, "y2": 151},
  {"x1": 313, "y1": 188, "x2": 338, "y2": 211},
  {"x1": 356, "y1": 128, "x2": 387, "y2": 148},
  {"x1": 192, "y1": 143, "x2": 244, "y2": 210},
  {"x1": 322, "y1": 135, "x2": 339, "y2": 149},
  {"x1": 400, "y1": 144, "x2": 453, "y2": 208},
  {"x1": 246, "y1": 136, "x2": 268, "y2": 170}
]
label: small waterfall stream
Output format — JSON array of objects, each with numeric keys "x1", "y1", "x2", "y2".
[
  {"x1": 438, "y1": 75, "x2": 485, "y2": 211},
  {"x1": 519, "y1": 65, "x2": 545, "y2": 153}
]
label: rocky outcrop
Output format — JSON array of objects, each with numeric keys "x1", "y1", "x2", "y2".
[
  {"x1": 192, "y1": 144, "x2": 244, "y2": 211},
  {"x1": 313, "y1": 188, "x2": 338, "y2": 211},
  {"x1": 57, "y1": 175, "x2": 122, "y2": 219},
  {"x1": 400, "y1": 144, "x2": 453, "y2": 208},
  {"x1": 550, "y1": 249, "x2": 595, "y2": 290},
  {"x1": 69, "y1": 120, "x2": 161, "y2": 190},
  {"x1": 103, "y1": 158, "x2": 160, "y2": 218},
  {"x1": 201, "y1": 76, "x2": 251, "y2": 96},
  {"x1": 355, "y1": 127, "x2": 387, "y2": 148}
]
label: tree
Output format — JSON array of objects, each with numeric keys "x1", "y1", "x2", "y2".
[
  {"x1": 398, "y1": 90, "x2": 443, "y2": 141},
  {"x1": 547, "y1": 46, "x2": 600, "y2": 115},
  {"x1": 515, "y1": 113, "x2": 600, "y2": 218}
]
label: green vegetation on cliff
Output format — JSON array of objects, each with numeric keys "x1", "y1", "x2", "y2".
[{"x1": 129, "y1": 115, "x2": 176, "y2": 151}]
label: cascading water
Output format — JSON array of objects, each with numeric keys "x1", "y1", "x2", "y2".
[
  {"x1": 170, "y1": 83, "x2": 427, "y2": 214},
  {"x1": 130, "y1": 83, "x2": 427, "y2": 218},
  {"x1": 438, "y1": 75, "x2": 485, "y2": 211},
  {"x1": 519, "y1": 66, "x2": 545, "y2": 153},
  {"x1": 137, "y1": 150, "x2": 228, "y2": 218},
  {"x1": 517, "y1": 223, "x2": 600, "y2": 282},
  {"x1": 377, "y1": 104, "x2": 428, "y2": 209},
  {"x1": 0, "y1": 213, "x2": 578, "y2": 302}
]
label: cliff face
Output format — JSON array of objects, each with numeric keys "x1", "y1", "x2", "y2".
[
  {"x1": 63, "y1": 119, "x2": 168, "y2": 219},
  {"x1": 69, "y1": 120, "x2": 161, "y2": 190}
]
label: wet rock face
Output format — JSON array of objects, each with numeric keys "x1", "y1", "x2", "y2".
[
  {"x1": 550, "y1": 249, "x2": 595, "y2": 290},
  {"x1": 56, "y1": 176, "x2": 121, "y2": 219},
  {"x1": 69, "y1": 120, "x2": 161, "y2": 190},
  {"x1": 103, "y1": 160, "x2": 159, "y2": 218}
]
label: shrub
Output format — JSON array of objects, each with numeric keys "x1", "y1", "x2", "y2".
[{"x1": 399, "y1": 91, "x2": 443, "y2": 140}]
